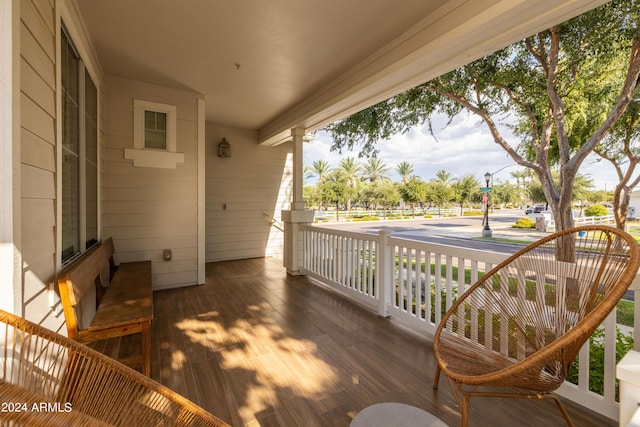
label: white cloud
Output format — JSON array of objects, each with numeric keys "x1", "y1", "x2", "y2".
[{"x1": 304, "y1": 112, "x2": 620, "y2": 190}]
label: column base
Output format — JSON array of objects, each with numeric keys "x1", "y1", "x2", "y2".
[{"x1": 282, "y1": 209, "x2": 315, "y2": 275}]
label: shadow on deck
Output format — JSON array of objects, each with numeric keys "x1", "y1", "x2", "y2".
[{"x1": 145, "y1": 257, "x2": 614, "y2": 427}]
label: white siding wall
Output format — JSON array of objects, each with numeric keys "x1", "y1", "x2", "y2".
[
  {"x1": 19, "y1": 0, "x2": 62, "y2": 331},
  {"x1": 629, "y1": 190, "x2": 640, "y2": 219},
  {"x1": 103, "y1": 76, "x2": 200, "y2": 290},
  {"x1": 206, "y1": 124, "x2": 292, "y2": 262}
]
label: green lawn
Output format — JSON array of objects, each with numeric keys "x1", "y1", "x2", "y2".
[
  {"x1": 404, "y1": 259, "x2": 634, "y2": 327},
  {"x1": 627, "y1": 224, "x2": 640, "y2": 243},
  {"x1": 474, "y1": 236, "x2": 534, "y2": 245},
  {"x1": 618, "y1": 299, "x2": 634, "y2": 327}
]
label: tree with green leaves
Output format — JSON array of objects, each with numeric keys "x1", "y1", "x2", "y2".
[
  {"x1": 338, "y1": 157, "x2": 363, "y2": 212},
  {"x1": 326, "y1": 1, "x2": 640, "y2": 232},
  {"x1": 452, "y1": 174, "x2": 480, "y2": 215},
  {"x1": 320, "y1": 171, "x2": 351, "y2": 220},
  {"x1": 399, "y1": 177, "x2": 427, "y2": 216},
  {"x1": 570, "y1": 173, "x2": 595, "y2": 206},
  {"x1": 358, "y1": 180, "x2": 400, "y2": 214},
  {"x1": 374, "y1": 181, "x2": 401, "y2": 217},
  {"x1": 395, "y1": 161, "x2": 415, "y2": 213},
  {"x1": 426, "y1": 180, "x2": 454, "y2": 216},
  {"x1": 305, "y1": 159, "x2": 333, "y2": 210},
  {"x1": 594, "y1": 97, "x2": 640, "y2": 228},
  {"x1": 491, "y1": 181, "x2": 521, "y2": 208},
  {"x1": 525, "y1": 171, "x2": 593, "y2": 208},
  {"x1": 303, "y1": 184, "x2": 320, "y2": 210}
]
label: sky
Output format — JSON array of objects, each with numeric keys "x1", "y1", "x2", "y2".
[{"x1": 303, "y1": 111, "x2": 619, "y2": 191}]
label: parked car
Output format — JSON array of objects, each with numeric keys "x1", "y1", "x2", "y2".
[
  {"x1": 533, "y1": 204, "x2": 547, "y2": 213},
  {"x1": 525, "y1": 204, "x2": 547, "y2": 214}
]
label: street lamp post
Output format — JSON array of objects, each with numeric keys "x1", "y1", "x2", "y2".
[
  {"x1": 482, "y1": 171, "x2": 492, "y2": 238},
  {"x1": 489, "y1": 163, "x2": 518, "y2": 213}
]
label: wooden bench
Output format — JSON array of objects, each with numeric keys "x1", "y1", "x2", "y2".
[{"x1": 57, "y1": 237, "x2": 153, "y2": 376}]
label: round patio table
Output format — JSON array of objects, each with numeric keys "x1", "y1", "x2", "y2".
[{"x1": 350, "y1": 402, "x2": 448, "y2": 427}]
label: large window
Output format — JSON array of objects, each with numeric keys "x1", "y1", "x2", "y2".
[
  {"x1": 61, "y1": 29, "x2": 98, "y2": 264},
  {"x1": 84, "y1": 70, "x2": 98, "y2": 249}
]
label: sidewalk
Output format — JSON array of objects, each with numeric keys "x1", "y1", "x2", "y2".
[
  {"x1": 316, "y1": 210, "x2": 551, "y2": 243},
  {"x1": 451, "y1": 223, "x2": 550, "y2": 242},
  {"x1": 383, "y1": 212, "x2": 550, "y2": 242}
]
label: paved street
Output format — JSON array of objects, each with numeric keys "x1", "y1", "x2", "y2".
[
  {"x1": 314, "y1": 208, "x2": 547, "y2": 255},
  {"x1": 314, "y1": 210, "x2": 638, "y2": 302}
]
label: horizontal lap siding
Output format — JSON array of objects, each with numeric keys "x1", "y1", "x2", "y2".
[
  {"x1": 102, "y1": 76, "x2": 200, "y2": 290},
  {"x1": 20, "y1": 0, "x2": 61, "y2": 331},
  {"x1": 205, "y1": 124, "x2": 291, "y2": 262}
]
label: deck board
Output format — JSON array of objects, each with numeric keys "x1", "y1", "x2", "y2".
[{"x1": 148, "y1": 257, "x2": 614, "y2": 427}]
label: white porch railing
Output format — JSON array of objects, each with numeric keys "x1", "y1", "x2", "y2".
[{"x1": 300, "y1": 224, "x2": 640, "y2": 423}]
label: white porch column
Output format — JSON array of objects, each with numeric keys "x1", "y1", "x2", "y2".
[
  {"x1": 282, "y1": 128, "x2": 314, "y2": 275},
  {"x1": 197, "y1": 98, "x2": 206, "y2": 284},
  {"x1": 0, "y1": 0, "x2": 22, "y2": 315},
  {"x1": 618, "y1": 350, "x2": 640, "y2": 426}
]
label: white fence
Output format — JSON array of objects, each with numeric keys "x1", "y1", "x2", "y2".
[
  {"x1": 575, "y1": 214, "x2": 616, "y2": 225},
  {"x1": 534, "y1": 213, "x2": 616, "y2": 229},
  {"x1": 300, "y1": 224, "x2": 639, "y2": 422}
]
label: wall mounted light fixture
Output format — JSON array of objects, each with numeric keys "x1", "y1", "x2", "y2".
[{"x1": 218, "y1": 138, "x2": 231, "y2": 158}]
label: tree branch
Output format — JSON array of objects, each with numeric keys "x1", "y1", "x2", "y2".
[
  {"x1": 491, "y1": 82, "x2": 540, "y2": 142},
  {"x1": 429, "y1": 83, "x2": 540, "y2": 173},
  {"x1": 569, "y1": 17, "x2": 640, "y2": 170},
  {"x1": 546, "y1": 26, "x2": 571, "y2": 166}
]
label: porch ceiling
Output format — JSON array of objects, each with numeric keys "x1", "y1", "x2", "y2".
[{"x1": 75, "y1": 0, "x2": 609, "y2": 145}]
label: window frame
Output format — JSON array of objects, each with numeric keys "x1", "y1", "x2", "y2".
[
  {"x1": 124, "y1": 99, "x2": 184, "y2": 168},
  {"x1": 60, "y1": 25, "x2": 99, "y2": 266},
  {"x1": 133, "y1": 99, "x2": 176, "y2": 152}
]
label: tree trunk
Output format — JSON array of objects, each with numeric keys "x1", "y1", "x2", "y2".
[{"x1": 613, "y1": 184, "x2": 631, "y2": 230}]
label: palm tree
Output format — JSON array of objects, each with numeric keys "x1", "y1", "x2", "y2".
[
  {"x1": 338, "y1": 157, "x2": 362, "y2": 212},
  {"x1": 395, "y1": 161, "x2": 414, "y2": 185},
  {"x1": 338, "y1": 157, "x2": 362, "y2": 188},
  {"x1": 510, "y1": 169, "x2": 527, "y2": 189},
  {"x1": 510, "y1": 169, "x2": 529, "y2": 208},
  {"x1": 363, "y1": 158, "x2": 390, "y2": 183},
  {"x1": 434, "y1": 169, "x2": 454, "y2": 184},
  {"x1": 304, "y1": 159, "x2": 332, "y2": 184},
  {"x1": 304, "y1": 160, "x2": 332, "y2": 210},
  {"x1": 395, "y1": 161, "x2": 415, "y2": 214},
  {"x1": 429, "y1": 169, "x2": 455, "y2": 216}
]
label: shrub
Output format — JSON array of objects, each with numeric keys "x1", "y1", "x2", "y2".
[
  {"x1": 512, "y1": 218, "x2": 536, "y2": 229},
  {"x1": 567, "y1": 327, "x2": 633, "y2": 398},
  {"x1": 585, "y1": 204, "x2": 609, "y2": 217},
  {"x1": 463, "y1": 210, "x2": 484, "y2": 216}
]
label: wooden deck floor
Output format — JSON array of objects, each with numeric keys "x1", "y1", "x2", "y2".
[{"x1": 145, "y1": 258, "x2": 614, "y2": 427}]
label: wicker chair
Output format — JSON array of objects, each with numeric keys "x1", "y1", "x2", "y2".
[
  {"x1": 0, "y1": 309, "x2": 229, "y2": 426},
  {"x1": 433, "y1": 225, "x2": 640, "y2": 427}
]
